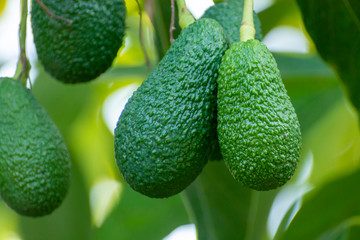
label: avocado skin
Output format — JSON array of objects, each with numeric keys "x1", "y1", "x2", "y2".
[
  {"x1": 201, "y1": 0, "x2": 263, "y2": 44},
  {"x1": 0, "y1": 78, "x2": 71, "y2": 216},
  {"x1": 217, "y1": 40, "x2": 301, "y2": 191},
  {"x1": 114, "y1": 19, "x2": 228, "y2": 198},
  {"x1": 31, "y1": 0, "x2": 126, "y2": 83}
]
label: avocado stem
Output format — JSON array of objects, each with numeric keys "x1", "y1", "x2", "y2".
[
  {"x1": 14, "y1": 0, "x2": 31, "y2": 86},
  {"x1": 240, "y1": 0, "x2": 255, "y2": 42},
  {"x1": 176, "y1": 0, "x2": 195, "y2": 29}
]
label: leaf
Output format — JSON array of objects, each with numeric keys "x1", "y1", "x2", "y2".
[
  {"x1": 274, "y1": 53, "x2": 341, "y2": 133},
  {"x1": 281, "y1": 168, "x2": 360, "y2": 240},
  {"x1": 258, "y1": 0, "x2": 301, "y2": 36},
  {"x1": 296, "y1": 0, "x2": 360, "y2": 113},
  {"x1": 92, "y1": 185, "x2": 190, "y2": 240},
  {"x1": 0, "y1": 0, "x2": 6, "y2": 16},
  {"x1": 182, "y1": 160, "x2": 251, "y2": 240}
]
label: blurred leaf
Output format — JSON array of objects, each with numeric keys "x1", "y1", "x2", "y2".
[
  {"x1": 93, "y1": 185, "x2": 190, "y2": 240},
  {"x1": 281, "y1": 167, "x2": 360, "y2": 240},
  {"x1": 296, "y1": 0, "x2": 360, "y2": 113},
  {"x1": 244, "y1": 190, "x2": 278, "y2": 240},
  {"x1": 31, "y1": 65, "x2": 95, "y2": 134},
  {"x1": 183, "y1": 160, "x2": 251, "y2": 240},
  {"x1": 114, "y1": 13, "x2": 157, "y2": 67},
  {"x1": 89, "y1": 179, "x2": 122, "y2": 227},
  {"x1": 303, "y1": 97, "x2": 360, "y2": 187},
  {"x1": 258, "y1": 0, "x2": 301, "y2": 36},
  {"x1": 0, "y1": 0, "x2": 6, "y2": 16},
  {"x1": 275, "y1": 53, "x2": 341, "y2": 133},
  {"x1": 97, "y1": 65, "x2": 148, "y2": 82}
]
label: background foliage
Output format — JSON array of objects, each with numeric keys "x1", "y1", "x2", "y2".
[{"x1": 0, "y1": 0, "x2": 359, "y2": 239}]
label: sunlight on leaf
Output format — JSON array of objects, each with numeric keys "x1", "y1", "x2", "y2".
[
  {"x1": 267, "y1": 151, "x2": 314, "y2": 239},
  {"x1": 304, "y1": 97, "x2": 360, "y2": 187},
  {"x1": 90, "y1": 179, "x2": 123, "y2": 228},
  {"x1": 0, "y1": 202, "x2": 20, "y2": 240},
  {"x1": 114, "y1": 13, "x2": 157, "y2": 67},
  {"x1": 163, "y1": 224, "x2": 196, "y2": 240},
  {"x1": 0, "y1": 0, "x2": 7, "y2": 16},
  {"x1": 0, "y1": 232, "x2": 22, "y2": 240},
  {"x1": 102, "y1": 83, "x2": 140, "y2": 134}
]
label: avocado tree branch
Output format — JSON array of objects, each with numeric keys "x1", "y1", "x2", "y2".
[
  {"x1": 35, "y1": 0, "x2": 73, "y2": 24},
  {"x1": 169, "y1": 0, "x2": 175, "y2": 43},
  {"x1": 175, "y1": 0, "x2": 195, "y2": 29},
  {"x1": 14, "y1": 0, "x2": 30, "y2": 86},
  {"x1": 240, "y1": 0, "x2": 255, "y2": 41},
  {"x1": 135, "y1": 0, "x2": 152, "y2": 72}
]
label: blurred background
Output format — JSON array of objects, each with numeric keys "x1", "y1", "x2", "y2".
[{"x1": 0, "y1": 0, "x2": 359, "y2": 239}]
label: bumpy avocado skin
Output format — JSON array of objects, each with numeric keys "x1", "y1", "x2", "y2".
[
  {"x1": 114, "y1": 19, "x2": 228, "y2": 198},
  {"x1": 202, "y1": 0, "x2": 262, "y2": 44},
  {"x1": 31, "y1": 0, "x2": 126, "y2": 83},
  {"x1": 217, "y1": 40, "x2": 301, "y2": 191},
  {"x1": 0, "y1": 78, "x2": 71, "y2": 216}
]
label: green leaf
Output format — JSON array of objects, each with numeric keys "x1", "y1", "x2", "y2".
[
  {"x1": 183, "y1": 160, "x2": 251, "y2": 240},
  {"x1": 281, "y1": 168, "x2": 360, "y2": 240},
  {"x1": 274, "y1": 53, "x2": 341, "y2": 133},
  {"x1": 93, "y1": 185, "x2": 190, "y2": 240},
  {"x1": 296, "y1": 0, "x2": 360, "y2": 113}
]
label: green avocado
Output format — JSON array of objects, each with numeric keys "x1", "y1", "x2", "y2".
[
  {"x1": 0, "y1": 78, "x2": 71, "y2": 216},
  {"x1": 201, "y1": 0, "x2": 262, "y2": 44},
  {"x1": 217, "y1": 40, "x2": 302, "y2": 191},
  {"x1": 114, "y1": 19, "x2": 228, "y2": 198},
  {"x1": 31, "y1": 0, "x2": 126, "y2": 83}
]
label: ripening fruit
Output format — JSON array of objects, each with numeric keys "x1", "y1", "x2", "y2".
[
  {"x1": 114, "y1": 19, "x2": 228, "y2": 198},
  {"x1": 217, "y1": 40, "x2": 302, "y2": 191},
  {"x1": 0, "y1": 78, "x2": 71, "y2": 216},
  {"x1": 31, "y1": 0, "x2": 126, "y2": 83}
]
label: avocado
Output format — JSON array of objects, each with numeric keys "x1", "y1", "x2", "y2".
[
  {"x1": 217, "y1": 40, "x2": 301, "y2": 191},
  {"x1": 0, "y1": 78, "x2": 71, "y2": 216},
  {"x1": 31, "y1": 0, "x2": 126, "y2": 83},
  {"x1": 201, "y1": 0, "x2": 262, "y2": 44},
  {"x1": 114, "y1": 19, "x2": 228, "y2": 198}
]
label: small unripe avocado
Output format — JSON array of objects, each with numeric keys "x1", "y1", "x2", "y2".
[
  {"x1": 114, "y1": 19, "x2": 228, "y2": 198},
  {"x1": 217, "y1": 40, "x2": 302, "y2": 191},
  {"x1": 31, "y1": 0, "x2": 126, "y2": 83},
  {"x1": 0, "y1": 78, "x2": 71, "y2": 216},
  {"x1": 201, "y1": 0, "x2": 262, "y2": 44}
]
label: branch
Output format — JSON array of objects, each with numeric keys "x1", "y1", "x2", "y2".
[
  {"x1": 169, "y1": 0, "x2": 175, "y2": 44},
  {"x1": 135, "y1": 0, "x2": 152, "y2": 72},
  {"x1": 35, "y1": 0, "x2": 73, "y2": 25},
  {"x1": 14, "y1": 0, "x2": 30, "y2": 85}
]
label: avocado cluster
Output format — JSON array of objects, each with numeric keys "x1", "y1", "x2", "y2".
[
  {"x1": 217, "y1": 40, "x2": 302, "y2": 190},
  {"x1": 114, "y1": 1, "x2": 301, "y2": 197},
  {"x1": 114, "y1": 19, "x2": 228, "y2": 198},
  {"x1": 31, "y1": 0, "x2": 126, "y2": 83},
  {"x1": 0, "y1": 78, "x2": 71, "y2": 216}
]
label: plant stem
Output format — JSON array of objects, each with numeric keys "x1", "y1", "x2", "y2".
[
  {"x1": 35, "y1": 0, "x2": 73, "y2": 24},
  {"x1": 14, "y1": 0, "x2": 30, "y2": 86},
  {"x1": 240, "y1": 0, "x2": 255, "y2": 42},
  {"x1": 175, "y1": 0, "x2": 195, "y2": 29},
  {"x1": 169, "y1": 0, "x2": 175, "y2": 43},
  {"x1": 135, "y1": 0, "x2": 152, "y2": 72}
]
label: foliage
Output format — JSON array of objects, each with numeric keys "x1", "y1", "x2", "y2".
[{"x1": 0, "y1": 0, "x2": 359, "y2": 239}]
